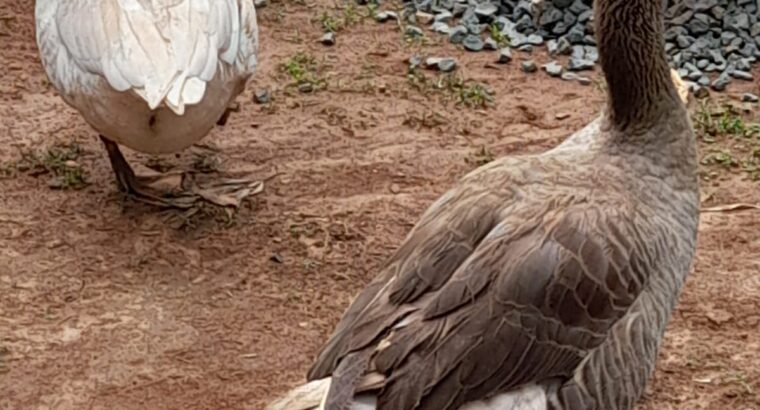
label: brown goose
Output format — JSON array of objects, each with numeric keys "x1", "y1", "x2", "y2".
[{"x1": 269, "y1": 0, "x2": 700, "y2": 408}]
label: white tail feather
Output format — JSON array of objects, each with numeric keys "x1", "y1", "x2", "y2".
[
  {"x1": 267, "y1": 378, "x2": 330, "y2": 410},
  {"x1": 460, "y1": 384, "x2": 547, "y2": 410},
  {"x1": 269, "y1": 378, "x2": 546, "y2": 410}
]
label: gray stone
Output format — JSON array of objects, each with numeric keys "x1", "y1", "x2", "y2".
[
  {"x1": 320, "y1": 32, "x2": 336, "y2": 46},
  {"x1": 521, "y1": 60, "x2": 538, "y2": 73},
  {"x1": 697, "y1": 75, "x2": 711, "y2": 86},
  {"x1": 254, "y1": 89, "x2": 270, "y2": 104},
  {"x1": 561, "y1": 72, "x2": 592, "y2": 85},
  {"x1": 254, "y1": 0, "x2": 268, "y2": 7},
  {"x1": 726, "y1": 13, "x2": 750, "y2": 32},
  {"x1": 552, "y1": 0, "x2": 573, "y2": 7},
  {"x1": 434, "y1": 11, "x2": 453, "y2": 23},
  {"x1": 415, "y1": 11, "x2": 435, "y2": 25},
  {"x1": 474, "y1": 2, "x2": 498, "y2": 21},
  {"x1": 710, "y1": 6, "x2": 725, "y2": 20},
  {"x1": 694, "y1": 0, "x2": 719, "y2": 11},
  {"x1": 425, "y1": 57, "x2": 458, "y2": 72},
  {"x1": 671, "y1": 10, "x2": 694, "y2": 26},
  {"x1": 568, "y1": 57, "x2": 594, "y2": 71},
  {"x1": 405, "y1": 26, "x2": 424, "y2": 37},
  {"x1": 463, "y1": 34, "x2": 485, "y2": 51},
  {"x1": 677, "y1": 35, "x2": 693, "y2": 48},
  {"x1": 566, "y1": 25, "x2": 586, "y2": 44},
  {"x1": 298, "y1": 82, "x2": 314, "y2": 93},
  {"x1": 688, "y1": 13, "x2": 712, "y2": 35},
  {"x1": 697, "y1": 59, "x2": 710, "y2": 69},
  {"x1": 569, "y1": 0, "x2": 590, "y2": 15},
  {"x1": 584, "y1": 46, "x2": 599, "y2": 62},
  {"x1": 555, "y1": 37, "x2": 572, "y2": 55},
  {"x1": 731, "y1": 70, "x2": 754, "y2": 80},
  {"x1": 484, "y1": 37, "x2": 499, "y2": 50},
  {"x1": 752, "y1": 22, "x2": 760, "y2": 37},
  {"x1": 711, "y1": 71, "x2": 731, "y2": 91},
  {"x1": 374, "y1": 11, "x2": 398, "y2": 22},
  {"x1": 518, "y1": 44, "x2": 535, "y2": 52},
  {"x1": 677, "y1": 68, "x2": 689, "y2": 78},
  {"x1": 742, "y1": 93, "x2": 759, "y2": 102},
  {"x1": 539, "y1": 7, "x2": 564, "y2": 27},
  {"x1": 577, "y1": 10, "x2": 593, "y2": 24},
  {"x1": 431, "y1": 22, "x2": 451, "y2": 34},
  {"x1": 452, "y1": 3, "x2": 467, "y2": 17},
  {"x1": 449, "y1": 26, "x2": 468, "y2": 44},
  {"x1": 543, "y1": 60, "x2": 563, "y2": 77},
  {"x1": 497, "y1": 47, "x2": 513, "y2": 64},
  {"x1": 514, "y1": 14, "x2": 535, "y2": 32},
  {"x1": 665, "y1": 27, "x2": 688, "y2": 41}
]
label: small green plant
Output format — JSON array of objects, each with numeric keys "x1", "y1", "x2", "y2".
[
  {"x1": 13, "y1": 142, "x2": 89, "y2": 189},
  {"x1": 280, "y1": 52, "x2": 327, "y2": 91},
  {"x1": 489, "y1": 23, "x2": 509, "y2": 48},
  {"x1": 317, "y1": 3, "x2": 363, "y2": 33},
  {"x1": 700, "y1": 150, "x2": 738, "y2": 169},
  {"x1": 454, "y1": 82, "x2": 494, "y2": 108},
  {"x1": 694, "y1": 100, "x2": 760, "y2": 140},
  {"x1": 406, "y1": 69, "x2": 494, "y2": 108}
]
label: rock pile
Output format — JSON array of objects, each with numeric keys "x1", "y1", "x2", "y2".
[{"x1": 397, "y1": 0, "x2": 759, "y2": 92}]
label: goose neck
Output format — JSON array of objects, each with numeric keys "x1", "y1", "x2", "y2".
[{"x1": 596, "y1": 0, "x2": 681, "y2": 132}]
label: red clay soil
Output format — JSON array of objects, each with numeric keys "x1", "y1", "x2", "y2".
[{"x1": 1, "y1": 0, "x2": 759, "y2": 409}]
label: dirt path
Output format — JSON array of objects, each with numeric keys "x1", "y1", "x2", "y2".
[{"x1": 1, "y1": 1, "x2": 759, "y2": 409}]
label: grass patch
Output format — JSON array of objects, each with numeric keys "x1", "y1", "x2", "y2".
[
  {"x1": 694, "y1": 99, "x2": 760, "y2": 181},
  {"x1": 316, "y1": 3, "x2": 363, "y2": 33},
  {"x1": 489, "y1": 23, "x2": 510, "y2": 48},
  {"x1": 280, "y1": 52, "x2": 328, "y2": 92},
  {"x1": 8, "y1": 142, "x2": 89, "y2": 189},
  {"x1": 407, "y1": 69, "x2": 494, "y2": 109}
]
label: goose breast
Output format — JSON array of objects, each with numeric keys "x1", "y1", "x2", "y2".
[{"x1": 35, "y1": 0, "x2": 259, "y2": 153}]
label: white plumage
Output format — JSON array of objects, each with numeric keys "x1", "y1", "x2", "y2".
[
  {"x1": 35, "y1": 0, "x2": 260, "y2": 206},
  {"x1": 36, "y1": 0, "x2": 258, "y2": 153}
]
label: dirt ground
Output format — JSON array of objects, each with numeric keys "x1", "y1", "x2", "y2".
[{"x1": 1, "y1": 1, "x2": 759, "y2": 409}]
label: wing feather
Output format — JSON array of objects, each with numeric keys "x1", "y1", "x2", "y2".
[{"x1": 309, "y1": 198, "x2": 652, "y2": 410}]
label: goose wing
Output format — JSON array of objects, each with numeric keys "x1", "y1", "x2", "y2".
[
  {"x1": 309, "y1": 183, "x2": 650, "y2": 410},
  {"x1": 35, "y1": 0, "x2": 259, "y2": 114}
]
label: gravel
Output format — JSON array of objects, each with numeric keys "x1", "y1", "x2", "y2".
[
  {"x1": 521, "y1": 60, "x2": 538, "y2": 73},
  {"x1": 398, "y1": 0, "x2": 760, "y2": 92}
]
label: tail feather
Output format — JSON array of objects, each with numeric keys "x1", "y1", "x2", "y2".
[
  {"x1": 267, "y1": 378, "x2": 330, "y2": 410},
  {"x1": 269, "y1": 373, "x2": 386, "y2": 410}
]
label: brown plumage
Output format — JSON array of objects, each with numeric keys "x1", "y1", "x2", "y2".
[{"x1": 269, "y1": 0, "x2": 700, "y2": 409}]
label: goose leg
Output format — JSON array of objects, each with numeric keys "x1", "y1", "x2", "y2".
[
  {"x1": 99, "y1": 135, "x2": 195, "y2": 208},
  {"x1": 99, "y1": 135, "x2": 263, "y2": 209}
]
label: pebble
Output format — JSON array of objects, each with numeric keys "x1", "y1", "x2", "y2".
[
  {"x1": 431, "y1": 22, "x2": 451, "y2": 34},
  {"x1": 396, "y1": 0, "x2": 759, "y2": 92},
  {"x1": 319, "y1": 32, "x2": 336, "y2": 46},
  {"x1": 561, "y1": 72, "x2": 592, "y2": 85},
  {"x1": 435, "y1": 11, "x2": 453, "y2": 23},
  {"x1": 497, "y1": 47, "x2": 513, "y2": 64},
  {"x1": 449, "y1": 26, "x2": 468, "y2": 44},
  {"x1": 254, "y1": 89, "x2": 270, "y2": 104},
  {"x1": 425, "y1": 57, "x2": 458, "y2": 72},
  {"x1": 405, "y1": 26, "x2": 424, "y2": 37},
  {"x1": 567, "y1": 57, "x2": 594, "y2": 71},
  {"x1": 711, "y1": 71, "x2": 731, "y2": 91},
  {"x1": 415, "y1": 11, "x2": 434, "y2": 25},
  {"x1": 521, "y1": 60, "x2": 538, "y2": 73},
  {"x1": 374, "y1": 11, "x2": 398, "y2": 23},
  {"x1": 463, "y1": 35, "x2": 485, "y2": 51},
  {"x1": 743, "y1": 93, "x2": 759, "y2": 102},
  {"x1": 543, "y1": 61, "x2": 564, "y2": 77},
  {"x1": 484, "y1": 37, "x2": 499, "y2": 50},
  {"x1": 731, "y1": 70, "x2": 754, "y2": 80}
]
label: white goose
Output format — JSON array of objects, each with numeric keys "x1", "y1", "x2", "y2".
[{"x1": 35, "y1": 0, "x2": 260, "y2": 208}]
